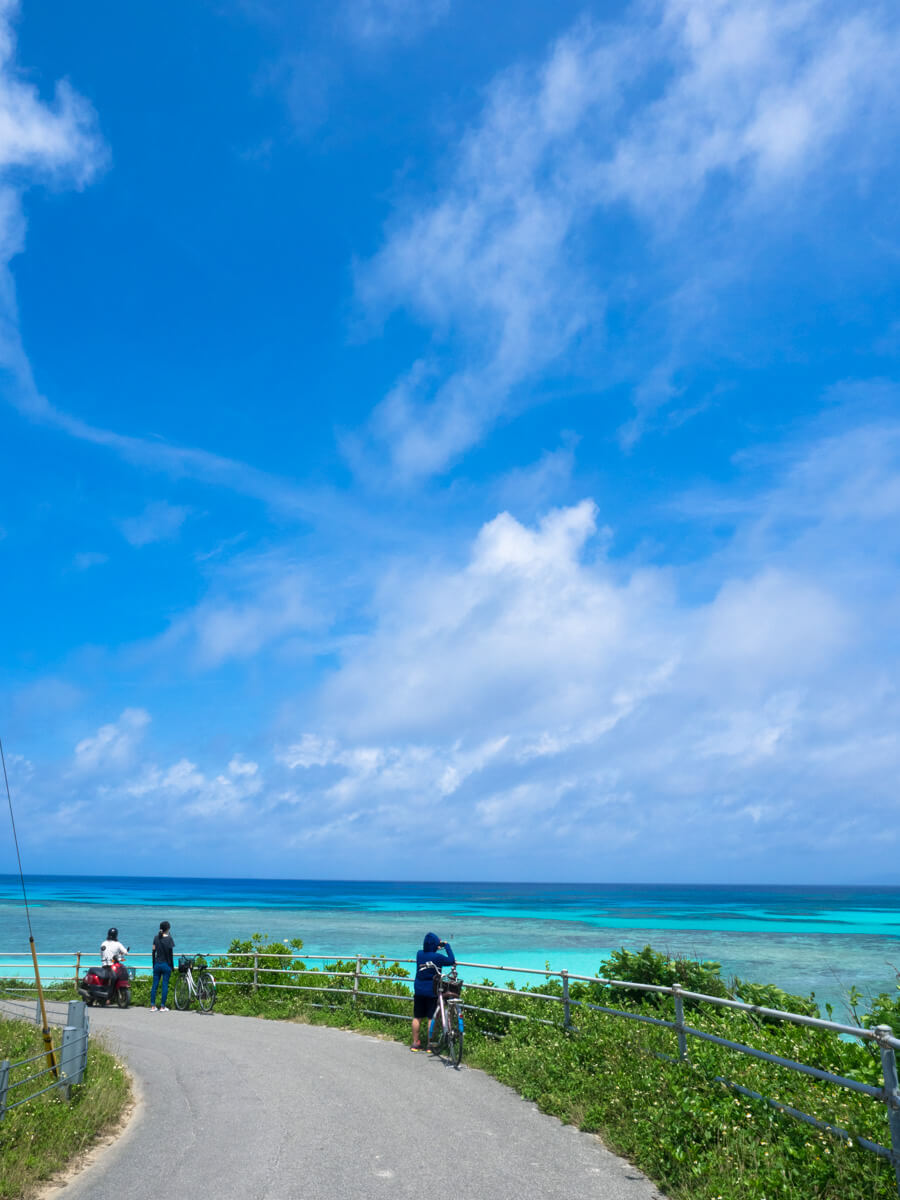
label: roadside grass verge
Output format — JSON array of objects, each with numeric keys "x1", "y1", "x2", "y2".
[
  {"x1": 198, "y1": 936, "x2": 898, "y2": 1200},
  {"x1": 3, "y1": 941, "x2": 897, "y2": 1200},
  {"x1": 0, "y1": 1014, "x2": 131, "y2": 1200}
]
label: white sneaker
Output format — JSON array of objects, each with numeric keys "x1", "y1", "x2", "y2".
[
  {"x1": 159, "y1": 1006, "x2": 169, "y2": 1011},
  {"x1": 150, "y1": 1005, "x2": 157, "y2": 1011}
]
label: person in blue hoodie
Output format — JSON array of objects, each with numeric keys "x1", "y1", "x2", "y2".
[{"x1": 411, "y1": 931, "x2": 455, "y2": 1051}]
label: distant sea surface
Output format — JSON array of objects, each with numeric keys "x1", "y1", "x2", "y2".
[{"x1": 1, "y1": 876, "x2": 898, "y2": 1018}]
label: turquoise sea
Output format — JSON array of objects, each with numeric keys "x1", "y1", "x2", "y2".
[{"x1": 1, "y1": 876, "x2": 898, "y2": 1018}]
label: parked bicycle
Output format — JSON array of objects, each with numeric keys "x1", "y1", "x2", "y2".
[
  {"x1": 173, "y1": 955, "x2": 216, "y2": 1012},
  {"x1": 426, "y1": 962, "x2": 464, "y2": 1066}
]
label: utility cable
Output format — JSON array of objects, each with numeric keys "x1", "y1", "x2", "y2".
[
  {"x1": 1, "y1": 733, "x2": 57, "y2": 1076},
  {"x1": 1, "y1": 734, "x2": 35, "y2": 940}
]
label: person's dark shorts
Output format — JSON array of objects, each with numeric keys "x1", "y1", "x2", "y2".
[{"x1": 413, "y1": 993, "x2": 437, "y2": 1019}]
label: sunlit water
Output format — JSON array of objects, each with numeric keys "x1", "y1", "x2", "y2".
[{"x1": 1, "y1": 876, "x2": 898, "y2": 1018}]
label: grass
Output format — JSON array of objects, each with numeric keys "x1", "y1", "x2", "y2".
[
  {"x1": 2, "y1": 943, "x2": 898, "y2": 1200},
  {"x1": 190, "y1": 940, "x2": 899, "y2": 1200},
  {"x1": 0, "y1": 1014, "x2": 131, "y2": 1200}
]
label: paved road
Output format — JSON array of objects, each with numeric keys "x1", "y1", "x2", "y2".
[{"x1": 48, "y1": 1006, "x2": 662, "y2": 1200}]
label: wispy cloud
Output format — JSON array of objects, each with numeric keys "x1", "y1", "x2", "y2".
[
  {"x1": 73, "y1": 708, "x2": 151, "y2": 774},
  {"x1": 151, "y1": 551, "x2": 327, "y2": 669},
  {"x1": 72, "y1": 551, "x2": 108, "y2": 571},
  {"x1": 0, "y1": 0, "x2": 106, "y2": 380},
  {"x1": 119, "y1": 501, "x2": 191, "y2": 547},
  {"x1": 17, "y1": 408, "x2": 900, "y2": 877},
  {"x1": 343, "y1": 0, "x2": 450, "y2": 44},
  {"x1": 0, "y1": 4, "x2": 330, "y2": 525},
  {"x1": 355, "y1": 0, "x2": 900, "y2": 477}
]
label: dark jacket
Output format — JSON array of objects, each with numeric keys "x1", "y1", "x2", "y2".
[
  {"x1": 414, "y1": 931, "x2": 455, "y2": 996},
  {"x1": 152, "y1": 931, "x2": 175, "y2": 968}
]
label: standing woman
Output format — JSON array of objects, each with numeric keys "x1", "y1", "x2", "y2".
[{"x1": 150, "y1": 920, "x2": 175, "y2": 1011}]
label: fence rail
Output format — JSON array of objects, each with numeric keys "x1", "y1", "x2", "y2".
[
  {"x1": 0, "y1": 998, "x2": 90, "y2": 1120},
  {"x1": 2, "y1": 949, "x2": 899, "y2": 1191}
]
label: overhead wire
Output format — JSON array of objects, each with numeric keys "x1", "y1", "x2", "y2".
[
  {"x1": 1, "y1": 734, "x2": 35, "y2": 940},
  {"x1": 1, "y1": 732, "x2": 58, "y2": 1076}
]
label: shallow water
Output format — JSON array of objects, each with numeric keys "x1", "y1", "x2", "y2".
[{"x1": 1, "y1": 876, "x2": 897, "y2": 1018}]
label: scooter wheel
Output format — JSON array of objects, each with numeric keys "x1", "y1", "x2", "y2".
[{"x1": 116, "y1": 988, "x2": 131, "y2": 1009}]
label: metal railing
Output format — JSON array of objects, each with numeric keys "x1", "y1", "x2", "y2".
[
  {"x1": 2, "y1": 949, "x2": 899, "y2": 1190},
  {"x1": 0, "y1": 999, "x2": 90, "y2": 1120}
]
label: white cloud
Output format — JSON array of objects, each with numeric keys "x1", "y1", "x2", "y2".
[
  {"x1": 18, "y1": 411, "x2": 900, "y2": 876},
  {"x1": 357, "y1": 0, "x2": 900, "y2": 476},
  {"x1": 120, "y1": 501, "x2": 190, "y2": 547},
  {"x1": 0, "y1": 2, "x2": 105, "y2": 185},
  {"x1": 73, "y1": 708, "x2": 151, "y2": 773},
  {"x1": 0, "y1": 7, "x2": 328, "y2": 526},
  {"x1": 103, "y1": 751, "x2": 262, "y2": 822},
  {"x1": 0, "y1": 2, "x2": 106, "y2": 388},
  {"x1": 267, "y1": 410, "x2": 900, "y2": 871}
]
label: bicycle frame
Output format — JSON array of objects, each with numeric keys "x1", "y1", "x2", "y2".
[{"x1": 426, "y1": 965, "x2": 464, "y2": 1065}]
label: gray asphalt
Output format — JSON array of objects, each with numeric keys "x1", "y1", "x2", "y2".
[{"x1": 51, "y1": 1006, "x2": 663, "y2": 1200}]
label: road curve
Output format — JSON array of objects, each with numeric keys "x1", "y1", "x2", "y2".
[{"x1": 51, "y1": 1006, "x2": 662, "y2": 1200}]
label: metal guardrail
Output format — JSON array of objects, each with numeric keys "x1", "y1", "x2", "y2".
[
  {"x1": 2, "y1": 950, "x2": 899, "y2": 1190},
  {"x1": 0, "y1": 999, "x2": 90, "y2": 1120}
]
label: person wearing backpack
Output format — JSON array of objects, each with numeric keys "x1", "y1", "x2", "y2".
[{"x1": 150, "y1": 920, "x2": 175, "y2": 1011}]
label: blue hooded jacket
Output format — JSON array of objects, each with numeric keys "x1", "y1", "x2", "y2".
[{"x1": 414, "y1": 932, "x2": 455, "y2": 996}]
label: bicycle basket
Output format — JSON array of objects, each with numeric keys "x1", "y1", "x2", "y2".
[
  {"x1": 178, "y1": 955, "x2": 195, "y2": 973},
  {"x1": 433, "y1": 976, "x2": 462, "y2": 998}
]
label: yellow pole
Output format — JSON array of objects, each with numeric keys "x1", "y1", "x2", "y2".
[{"x1": 29, "y1": 935, "x2": 58, "y2": 1080}]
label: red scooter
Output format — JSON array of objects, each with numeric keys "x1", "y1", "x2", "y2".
[{"x1": 78, "y1": 954, "x2": 133, "y2": 1007}]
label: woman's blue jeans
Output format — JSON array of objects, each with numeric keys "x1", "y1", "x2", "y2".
[{"x1": 151, "y1": 962, "x2": 172, "y2": 1006}]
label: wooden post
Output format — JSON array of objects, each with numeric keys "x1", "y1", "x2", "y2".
[{"x1": 74, "y1": 952, "x2": 81, "y2": 990}]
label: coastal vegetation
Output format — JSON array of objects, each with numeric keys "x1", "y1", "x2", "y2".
[
  {"x1": 3, "y1": 940, "x2": 899, "y2": 1199},
  {"x1": 0, "y1": 1014, "x2": 130, "y2": 1200},
  {"x1": 194, "y1": 936, "x2": 898, "y2": 1200}
]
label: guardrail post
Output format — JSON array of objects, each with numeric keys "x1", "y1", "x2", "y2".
[
  {"x1": 353, "y1": 955, "x2": 361, "y2": 1006},
  {"x1": 874, "y1": 1026, "x2": 900, "y2": 1194},
  {"x1": 0, "y1": 1059, "x2": 8, "y2": 1122},
  {"x1": 253, "y1": 953, "x2": 259, "y2": 992},
  {"x1": 67, "y1": 999, "x2": 85, "y2": 1031},
  {"x1": 58, "y1": 1026, "x2": 81, "y2": 1099},
  {"x1": 34, "y1": 998, "x2": 41, "y2": 1025},
  {"x1": 672, "y1": 985, "x2": 687, "y2": 1061},
  {"x1": 74, "y1": 952, "x2": 81, "y2": 989},
  {"x1": 560, "y1": 970, "x2": 572, "y2": 1030},
  {"x1": 66, "y1": 1001, "x2": 88, "y2": 1081}
]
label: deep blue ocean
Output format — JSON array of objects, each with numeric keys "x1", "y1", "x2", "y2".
[{"x1": 2, "y1": 875, "x2": 898, "y2": 1018}]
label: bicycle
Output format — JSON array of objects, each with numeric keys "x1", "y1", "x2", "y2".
[
  {"x1": 424, "y1": 962, "x2": 464, "y2": 1066},
  {"x1": 173, "y1": 955, "x2": 216, "y2": 1012}
]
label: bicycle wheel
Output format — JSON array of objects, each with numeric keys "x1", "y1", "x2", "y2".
[
  {"x1": 173, "y1": 972, "x2": 191, "y2": 1010},
  {"x1": 197, "y1": 971, "x2": 216, "y2": 1012},
  {"x1": 447, "y1": 1002, "x2": 463, "y2": 1067},
  {"x1": 428, "y1": 1000, "x2": 448, "y2": 1056}
]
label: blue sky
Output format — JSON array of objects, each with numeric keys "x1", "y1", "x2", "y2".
[{"x1": 1, "y1": 0, "x2": 899, "y2": 883}]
